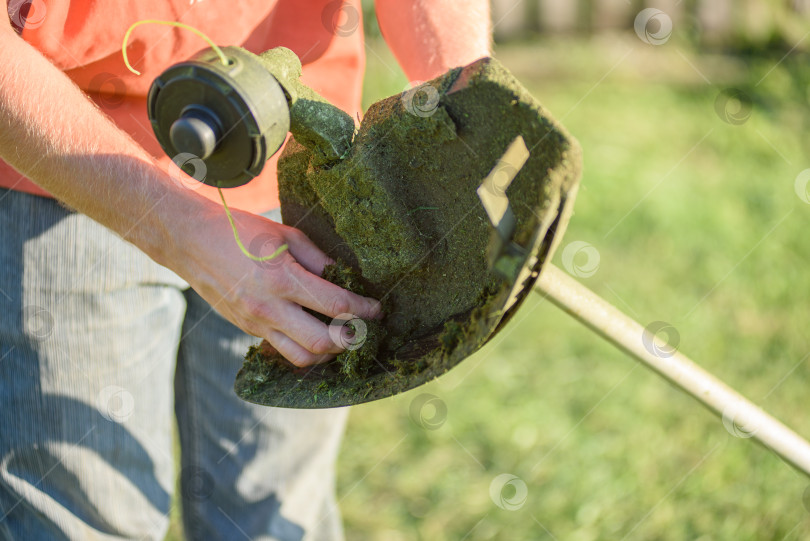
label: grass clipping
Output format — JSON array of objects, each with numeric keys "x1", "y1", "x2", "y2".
[{"x1": 236, "y1": 57, "x2": 582, "y2": 408}]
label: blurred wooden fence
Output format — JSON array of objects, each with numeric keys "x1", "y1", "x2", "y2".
[{"x1": 491, "y1": 0, "x2": 810, "y2": 49}]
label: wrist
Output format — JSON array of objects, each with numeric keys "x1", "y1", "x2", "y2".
[{"x1": 123, "y1": 165, "x2": 221, "y2": 273}]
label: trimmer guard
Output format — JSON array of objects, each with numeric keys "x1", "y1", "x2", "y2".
[{"x1": 234, "y1": 57, "x2": 582, "y2": 408}]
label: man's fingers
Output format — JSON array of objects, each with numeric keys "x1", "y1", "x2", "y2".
[
  {"x1": 265, "y1": 329, "x2": 334, "y2": 368},
  {"x1": 286, "y1": 266, "x2": 382, "y2": 321},
  {"x1": 272, "y1": 302, "x2": 346, "y2": 356},
  {"x1": 280, "y1": 226, "x2": 383, "y2": 320}
]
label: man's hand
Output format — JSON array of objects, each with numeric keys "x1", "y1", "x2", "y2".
[
  {"x1": 0, "y1": 20, "x2": 378, "y2": 366},
  {"x1": 174, "y1": 205, "x2": 380, "y2": 366}
]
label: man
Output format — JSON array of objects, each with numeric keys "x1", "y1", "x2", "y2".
[{"x1": 0, "y1": 0, "x2": 490, "y2": 539}]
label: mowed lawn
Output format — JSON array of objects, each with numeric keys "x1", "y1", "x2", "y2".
[{"x1": 165, "y1": 35, "x2": 810, "y2": 540}]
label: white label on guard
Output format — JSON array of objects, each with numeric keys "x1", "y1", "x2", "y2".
[{"x1": 477, "y1": 135, "x2": 530, "y2": 227}]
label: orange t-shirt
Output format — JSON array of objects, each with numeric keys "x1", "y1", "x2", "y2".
[{"x1": 1, "y1": 0, "x2": 365, "y2": 213}]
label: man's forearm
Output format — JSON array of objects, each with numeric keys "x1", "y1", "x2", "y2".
[
  {"x1": 0, "y1": 24, "x2": 213, "y2": 268},
  {"x1": 0, "y1": 22, "x2": 384, "y2": 365},
  {"x1": 375, "y1": 0, "x2": 491, "y2": 82}
]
